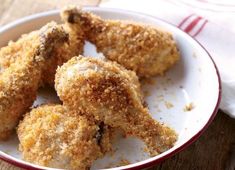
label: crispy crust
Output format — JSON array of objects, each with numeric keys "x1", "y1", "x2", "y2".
[
  {"x1": 18, "y1": 104, "x2": 113, "y2": 170},
  {"x1": 0, "y1": 7, "x2": 179, "y2": 168},
  {"x1": 42, "y1": 11, "x2": 85, "y2": 86},
  {"x1": 55, "y1": 55, "x2": 143, "y2": 116},
  {"x1": 55, "y1": 56, "x2": 177, "y2": 156},
  {"x1": 61, "y1": 6, "x2": 180, "y2": 78},
  {"x1": 0, "y1": 22, "x2": 68, "y2": 140},
  {"x1": 0, "y1": 13, "x2": 84, "y2": 86}
]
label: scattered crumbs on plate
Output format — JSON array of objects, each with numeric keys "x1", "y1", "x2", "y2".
[
  {"x1": 165, "y1": 101, "x2": 174, "y2": 109},
  {"x1": 104, "y1": 164, "x2": 113, "y2": 169},
  {"x1": 157, "y1": 94, "x2": 164, "y2": 97},
  {"x1": 159, "y1": 117, "x2": 162, "y2": 120},
  {"x1": 166, "y1": 77, "x2": 172, "y2": 82},
  {"x1": 119, "y1": 159, "x2": 131, "y2": 166},
  {"x1": 104, "y1": 158, "x2": 130, "y2": 168},
  {"x1": 193, "y1": 52, "x2": 197, "y2": 58},
  {"x1": 163, "y1": 87, "x2": 168, "y2": 91},
  {"x1": 179, "y1": 85, "x2": 183, "y2": 89},
  {"x1": 183, "y1": 102, "x2": 195, "y2": 112},
  {"x1": 198, "y1": 68, "x2": 202, "y2": 72},
  {"x1": 104, "y1": 162, "x2": 116, "y2": 169},
  {"x1": 156, "y1": 94, "x2": 164, "y2": 101},
  {"x1": 161, "y1": 77, "x2": 173, "y2": 86}
]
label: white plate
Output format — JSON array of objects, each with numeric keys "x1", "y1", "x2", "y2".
[{"x1": 0, "y1": 7, "x2": 221, "y2": 170}]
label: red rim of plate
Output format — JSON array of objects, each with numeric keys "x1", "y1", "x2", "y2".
[{"x1": 0, "y1": 7, "x2": 222, "y2": 170}]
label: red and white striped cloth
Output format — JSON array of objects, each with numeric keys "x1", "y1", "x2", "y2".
[{"x1": 100, "y1": 0, "x2": 235, "y2": 118}]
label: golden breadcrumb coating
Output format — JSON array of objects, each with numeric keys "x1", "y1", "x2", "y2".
[
  {"x1": 55, "y1": 56, "x2": 177, "y2": 155},
  {"x1": 61, "y1": 6, "x2": 180, "y2": 78},
  {"x1": 41, "y1": 10, "x2": 85, "y2": 85},
  {"x1": 0, "y1": 22, "x2": 68, "y2": 140},
  {"x1": 18, "y1": 104, "x2": 113, "y2": 170},
  {"x1": 0, "y1": 11, "x2": 84, "y2": 86}
]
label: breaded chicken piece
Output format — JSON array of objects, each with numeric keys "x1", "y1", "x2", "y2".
[
  {"x1": 0, "y1": 10, "x2": 84, "y2": 86},
  {"x1": 61, "y1": 6, "x2": 180, "y2": 78},
  {"x1": 42, "y1": 10, "x2": 85, "y2": 85},
  {"x1": 18, "y1": 104, "x2": 113, "y2": 170},
  {"x1": 0, "y1": 22, "x2": 68, "y2": 140},
  {"x1": 55, "y1": 56, "x2": 177, "y2": 155}
]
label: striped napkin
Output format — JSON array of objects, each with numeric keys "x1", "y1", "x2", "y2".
[{"x1": 100, "y1": 0, "x2": 235, "y2": 118}]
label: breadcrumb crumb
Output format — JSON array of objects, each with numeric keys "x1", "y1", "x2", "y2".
[
  {"x1": 165, "y1": 101, "x2": 174, "y2": 109},
  {"x1": 184, "y1": 102, "x2": 195, "y2": 112}
]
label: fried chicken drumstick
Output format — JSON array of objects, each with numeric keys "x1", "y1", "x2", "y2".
[
  {"x1": 0, "y1": 22, "x2": 68, "y2": 140},
  {"x1": 61, "y1": 6, "x2": 180, "y2": 78},
  {"x1": 18, "y1": 104, "x2": 113, "y2": 170},
  {"x1": 55, "y1": 56, "x2": 177, "y2": 155},
  {"x1": 0, "y1": 9, "x2": 84, "y2": 86}
]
